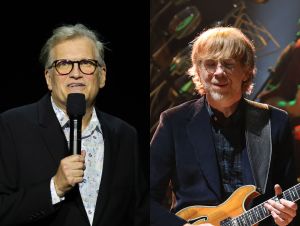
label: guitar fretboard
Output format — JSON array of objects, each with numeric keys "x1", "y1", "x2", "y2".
[{"x1": 221, "y1": 183, "x2": 300, "y2": 226}]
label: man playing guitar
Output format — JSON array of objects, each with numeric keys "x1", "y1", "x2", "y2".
[{"x1": 150, "y1": 27, "x2": 298, "y2": 226}]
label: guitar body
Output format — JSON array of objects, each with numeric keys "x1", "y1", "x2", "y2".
[{"x1": 176, "y1": 185, "x2": 260, "y2": 225}]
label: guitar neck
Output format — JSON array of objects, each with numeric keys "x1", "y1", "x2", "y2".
[{"x1": 223, "y1": 183, "x2": 300, "y2": 226}]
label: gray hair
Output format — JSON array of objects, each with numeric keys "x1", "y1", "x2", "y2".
[{"x1": 40, "y1": 23, "x2": 105, "y2": 68}]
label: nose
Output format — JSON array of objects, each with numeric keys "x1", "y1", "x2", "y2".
[
  {"x1": 69, "y1": 63, "x2": 83, "y2": 78},
  {"x1": 214, "y1": 62, "x2": 226, "y2": 75}
]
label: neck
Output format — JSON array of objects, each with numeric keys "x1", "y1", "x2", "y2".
[{"x1": 206, "y1": 96, "x2": 242, "y2": 118}]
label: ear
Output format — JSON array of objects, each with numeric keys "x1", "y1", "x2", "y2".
[
  {"x1": 195, "y1": 67, "x2": 204, "y2": 82},
  {"x1": 99, "y1": 66, "x2": 106, "y2": 88},
  {"x1": 242, "y1": 69, "x2": 251, "y2": 82},
  {"x1": 45, "y1": 70, "x2": 53, "y2": 91}
]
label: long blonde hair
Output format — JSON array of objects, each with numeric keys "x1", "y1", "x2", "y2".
[{"x1": 188, "y1": 27, "x2": 256, "y2": 95}]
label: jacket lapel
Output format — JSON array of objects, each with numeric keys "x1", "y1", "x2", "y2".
[
  {"x1": 37, "y1": 94, "x2": 69, "y2": 168},
  {"x1": 186, "y1": 98, "x2": 222, "y2": 200},
  {"x1": 245, "y1": 99, "x2": 272, "y2": 193},
  {"x1": 92, "y1": 111, "x2": 115, "y2": 226},
  {"x1": 37, "y1": 93, "x2": 89, "y2": 223},
  {"x1": 186, "y1": 97, "x2": 272, "y2": 199}
]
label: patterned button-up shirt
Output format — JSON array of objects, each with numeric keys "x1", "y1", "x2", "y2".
[{"x1": 51, "y1": 98, "x2": 104, "y2": 225}]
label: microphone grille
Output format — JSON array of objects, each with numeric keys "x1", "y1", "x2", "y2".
[{"x1": 66, "y1": 93, "x2": 86, "y2": 117}]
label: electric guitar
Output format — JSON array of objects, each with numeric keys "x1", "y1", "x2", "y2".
[{"x1": 176, "y1": 184, "x2": 300, "y2": 226}]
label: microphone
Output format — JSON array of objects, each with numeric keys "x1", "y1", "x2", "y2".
[{"x1": 66, "y1": 93, "x2": 86, "y2": 155}]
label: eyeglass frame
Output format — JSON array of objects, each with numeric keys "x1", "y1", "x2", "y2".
[
  {"x1": 199, "y1": 58, "x2": 237, "y2": 74},
  {"x1": 48, "y1": 59, "x2": 102, "y2": 76}
]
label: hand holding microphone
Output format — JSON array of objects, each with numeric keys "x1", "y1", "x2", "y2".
[
  {"x1": 54, "y1": 93, "x2": 86, "y2": 197},
  {"x1": 54, "y1": 151, "x2": 86, "y2": 197}
]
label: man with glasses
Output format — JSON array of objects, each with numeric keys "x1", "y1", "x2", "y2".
[
  {"x1": 0, "y1": 24, "x2": 146, "y2": 226},
  {"x1": 151, "y1": 27, "x2": 298, "y2": 226}
]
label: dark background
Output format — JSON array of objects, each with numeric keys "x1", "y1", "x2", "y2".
[{"x1": 0, "y1": 3, "x2": 149, "y2": 174}]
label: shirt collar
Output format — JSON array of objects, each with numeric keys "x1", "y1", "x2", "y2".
[
  {"x1": 51, "y1": 97, "x2": 69, "y2": 129},
  {"x1": 83, "y1": 109, "x2": 102, "y2": 137},
  {"x1": 50, "y1": 97, "x2": 102, "y2": 135}
]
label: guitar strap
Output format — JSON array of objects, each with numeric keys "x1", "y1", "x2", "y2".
[{"x1": 245, "y1": 99, "x2": 272, "y2": 194}]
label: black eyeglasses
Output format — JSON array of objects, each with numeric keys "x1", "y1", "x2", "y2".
[{"x1": 48, "y1": 59, "x2": 101, "y2": 75}]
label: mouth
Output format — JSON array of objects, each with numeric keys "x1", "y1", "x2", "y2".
[
  {"x1": 212, "y1": 83, "x2": 228, "y2": 88},
  {"x1": 67, "y1": 83, "x2": 85, "y2": 88},
  {"x1": 67, "y1": 83, "x2": 86, "y2": 92}
]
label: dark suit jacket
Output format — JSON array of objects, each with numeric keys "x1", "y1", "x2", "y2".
[
  {"x1": 0, "y1": 93, "x2": 147, "y2": 226},
  {"x1": 150, "y1": 97, "x2": 297, "y2": 226}
]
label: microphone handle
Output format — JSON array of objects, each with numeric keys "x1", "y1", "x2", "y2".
[{"x1": 70, "y1": 117, "x2": 82, "y2": 155}]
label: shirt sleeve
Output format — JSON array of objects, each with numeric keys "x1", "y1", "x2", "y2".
[{"x1": 50, "y1": 177, "x2": 65, "y2": 205}]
